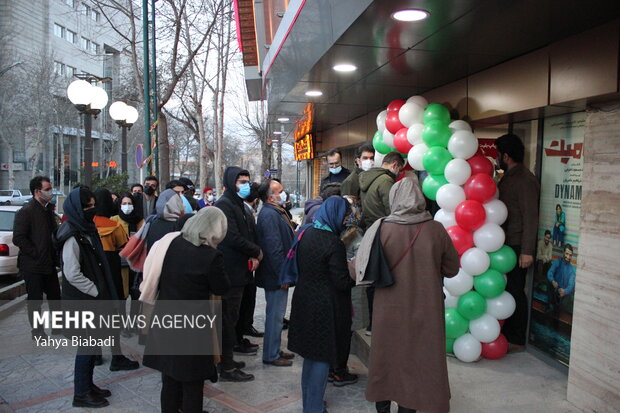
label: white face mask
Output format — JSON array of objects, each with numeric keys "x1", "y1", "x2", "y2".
[
  {"x1": 121, "y1": 204, "x2": 134, "y2": 215},
  {"x1": 361, "y1": 159, "x2": 374, "y2": 171},
  {"x1": 40, "y1": 189, "x2": 53, "y2": 203},
  {"x1": 207, "y1": 195, "x2": 214, "y2": 202},
  {"x1": 278, "y1": 191, "x2": 288, "y2": 205}
]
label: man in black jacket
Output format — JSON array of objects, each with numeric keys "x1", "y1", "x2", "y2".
[
  {"x1": 320, "y1": 148, "x2": 351, "y2": 192},
  {"x1": 13, "y1": 176, "x2": 61, "y2": 339},
  {"x1": 215, "y1": 166, "x2": 263, "y2": 382}
]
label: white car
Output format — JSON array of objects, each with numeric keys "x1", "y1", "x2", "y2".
[{"x1": 0, "y1": 205, "x2": 21, "y2": 275}]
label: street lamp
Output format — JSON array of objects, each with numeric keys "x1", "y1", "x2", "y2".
[
  {"x1": 109, "y1": 101, "x2": 139, "y2": 174},
  {"x1": 67, "y1": 78, "x2": 109, "y2": 188}
]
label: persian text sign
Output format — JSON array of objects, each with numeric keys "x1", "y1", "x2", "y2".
[{"x1": 294, "y1": 134, "x2": 314, "y2": 161}]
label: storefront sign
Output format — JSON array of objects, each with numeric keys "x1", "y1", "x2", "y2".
[
  {"x1": 294, "y1": 134, "x2": 314, "y2": 161},
  {"x1": 294, "y1": 103, "x2": 314, "y2": 141},
  {"x1": 528, "y1": 112, "x2": 585, "y2": 366}
]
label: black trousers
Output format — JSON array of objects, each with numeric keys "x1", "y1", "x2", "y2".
[
  {"x1": 22, "y1": 270, "x2": 61, "y2": 332},
  {"x1": 220, "y1": 285, "x2": 245, "y2": 370},
  {"x1": 502, "y1": 245, "x2": 529, "y2": 345},
  {"x1": 161, "y1": 373, "x2": 204, "y2": 413},
  {"x1": 333, "y1": 331, "x2": 352, "y2": 373},
  {"x1": 236, "y1": 281, "x2": 257, "y2": 343}
]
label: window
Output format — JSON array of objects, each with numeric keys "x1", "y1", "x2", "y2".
[
  {"x1": 67, "y1": 66, "x2": 77, "y2": 77},
  {"x1": 66, "y1": 29, "x2": 76, "y2": 44},
  {"x1": 90, "y1": 42, "x2": 98, "y2": 54},
  {"x1": 81, "y1": 36, "x2": 90, "y2": 50},
  {"x1": 53, "y1": 23, "x2": 65, "y2": 38},
  {"x1": 91, "y1": 9, "x2": 100, "y2": 22},
  {"x1": 65, "y1": 0, "x2": 75, "y2": 7},
  {"x1": 54, "y1": 61, "x2": 65, "y2": 76},
  {"x1": 81, "y1": 3, "x2": 90, "y2": 16}
]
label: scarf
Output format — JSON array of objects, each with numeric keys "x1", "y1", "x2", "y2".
[
  {"x1": 355, "y1": 177, "x2": 431, "y2": 284},
  {"x1": 156, "y1": 189, "x2": 184, "y2": 221},
  {"x1": 139, "y1": 231, "x2": 181, "y2": 304},
  {"x1": 181, "y1": 207, "x2": 228, "y2": 247}
]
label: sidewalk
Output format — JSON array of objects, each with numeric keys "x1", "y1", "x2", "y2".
[{"x1": 0, "y1": 290, "x2": 580, "y2": 413}]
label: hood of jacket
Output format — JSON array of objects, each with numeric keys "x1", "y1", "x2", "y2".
[
  {"x1": 304, "y1": 198, "x2": 323, "y2": 214},
  {"x1": 222, "y1": 166, "x2": 249, "y2": 201},
  {"x1": 358, "y1": 167, "x2": 392, "y2": 192}
]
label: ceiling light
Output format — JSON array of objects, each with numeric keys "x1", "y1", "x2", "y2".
[
  {"x1": 305, "y1": 90, "x2": 323, "y2": 97},
  {"x1": 277, "y1": 117, "x2": 290, "y2": 122},
  {"x1": 273, "y1": 131, "x2": 282, "y2": 135},
  {"x1": 391, "y1": 9, "x2": 429, "y2": 22},
  {"x1": 333, "y1": 63, "x2": 357, "y2": 72}
]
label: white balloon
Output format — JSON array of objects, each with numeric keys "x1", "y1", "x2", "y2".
[
  {"x1": 382, "y1": 128, "x2": 395, "y2": 148},
  {"x1": 448, "y1": 130, "x2": 479, "y2": 159},
  {"x1": 444, "y1": 158, "x2": 472, "y2": 186},
  {"x1": 376, "y1": 110, "x2": 388, "y2": 131},
  {"x1": 374, "y1": 151, "x2": 385, "y2": 165},
  {"x1": 449, "y1": 120, "x2": 472, "y2": 132},
  {"x1": 398, "y1": 102, "x2": 424, "y2": 127},
  {"x1": 473, "y1": 223, "x2": 505, "y2": 252},
  {"x1": 434, "y1": 208, "x2": 457, "y2": 228},
  {"x1": 406, "y1": 123, "x2": 425, "y2": 145},
  {"x1": 486, "y1": 291, "x2": 516, "y2": 320},
  {"x1": 460, "y1": 247, "x2": 490, "y2": 276},
  {"x1": 436, "y1": 184, "x2": 466, "y2": 212},
  {"x1": 483, "y1": 199, "x2": 508, "y2": 225},
  {"x1": 443, "y1": 287, "x2": 459, "y2": 308},
  {"x1": 406, "y1": 95, "x2": 428, "y2": 108},
  {"x1": 444, "y1": 268, "x2": 474, "y2": 296},
  {"x1": 408, "y1": 143, "x2": 428, "y2": 171},
  {"x1": 453, "y1": 333, "x2": 482, "y2": 363},
  {"x1": 469, "y1": 314, "x2": 501, "y2": 343}
]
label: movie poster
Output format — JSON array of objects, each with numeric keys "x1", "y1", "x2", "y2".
[{"x1": 528, "y1": 112, "x2": 585, "y2": 366}]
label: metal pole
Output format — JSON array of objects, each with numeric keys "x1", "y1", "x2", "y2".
[
  {"x1": 83, "y1": 113, "x2": 93, "y2": 188},
  {"x1": 142, "y1": 0, "x2": 151, "y2": 175},
  {"x1": 150, "y1": 0, "x2": 159, "y2": 177},
  {"x1": 121, "y1": 125, "x2": 128, "y2": 174}
]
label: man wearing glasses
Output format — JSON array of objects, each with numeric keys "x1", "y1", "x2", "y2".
[{"x1": 320, "y1": 148, "x2": 351, "y2": 191}]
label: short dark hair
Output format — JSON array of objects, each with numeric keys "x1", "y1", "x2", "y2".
[
  {"x1": 320, "y1": 182, "x2": 342, "y2": 200},
  {"x1": 79, "y1": 187, "x2": 95, "y2": 209},
  {"x1": 130, "y1": 183, "x2": 143, "y2": 191},
  {"x1": 382, "y1": 152, "x2": 405, "y2": 167},
  {"x1": 144, "y1": 176, "x2": 159, "y2": 184},
  {"x1": 544, "y1": 229, "x2": 551, "y2": 236},
  {"x1": 247, "y1": 182, "x2": 260, "y2": 203},
  {"x1": 355, "y1": 143, "x2": 375, "y2": 159},
  {"x1": 29, "y1": 176, "x2": 51, "y2": 195},
  {"x1": 258, "y1": 180, "x2": 272, "y2": 203},
  {"x1": 166, "y1": 180, "x2": 185, "y2": 190},
  {"x1": 495, "y1": 133, "x2": 525, "y2": 163},
  {"x1": 564, "y1": 243, "x2": 573, "y2": 253},
  {"x1": 326, "y1": 148, "x2": 342, "y2": 159}
]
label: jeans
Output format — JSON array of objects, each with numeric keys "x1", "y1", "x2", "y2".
[
  {"x1": 22, "y1": 270, "x2": 61, "y2": 332},
  {"x1": 74, "y1": 351, "x2": 96, "y2": 396},
  {"x1": 160, "y1": 373, "x2": 204, "y2": 413},
  {"x1": 301, "y1": 358, "x2": 329, "y2": 413},
  {"x1": 502, "y1": 245, "x2": 528, "y2": 345},
  {"x1": 220, "y1": 285, "x2": 245, "y2": 370},
  {"x1": 263, "y1": 288, "x2": 289, "y2": 362}
]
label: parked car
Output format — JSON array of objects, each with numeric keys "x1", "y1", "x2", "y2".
[
  {"x1": 0, "y1": 189, "x2": 32, "y2": 206},
  {"x1": 0, "y1": 205, "x2": 21, "y2": 275}
]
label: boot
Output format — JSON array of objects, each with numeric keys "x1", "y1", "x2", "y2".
[
  {"x1": 376, "y1": 400, "x2": 391, "y2": 413},
  {"x1": 397, "y1": 406, "x2": 416, "y2": 413}
]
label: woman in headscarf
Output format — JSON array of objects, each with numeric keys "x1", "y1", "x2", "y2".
[
  {"x1": 54, "y1": 187, "x2": 117, "y2": 408},
  {"x1": 141, "y1": 207, "x2": 230, "y2": 413},
  {"x1": 145, "y1": 188, "x2": 186, "y2": 251},
  {"x1": 287, "y1": 196, "x2": 354, "y2": 413},
  {"x1": 357, "y1": 178, "x2": 459, "y2": 413}
]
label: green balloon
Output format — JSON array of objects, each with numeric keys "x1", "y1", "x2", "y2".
[
  {"x1": 422, "y1": 120, "x2": 451, "y2": 147},
  {"x1": 446, "y1": 338, "x2": 455, "y2": 354},
  {"x1": 423, "y1": 103, "x2": 451, "y2": 125},
  {"x1": 373, "y1": 130, "x2": 391, "y2": 155},
  {"x1": 422, "y1": 174, "x2": 448, "y2": 201},
  {"x1": 445, "y1": 308, "x2": 469, "y2": 339},
  {"x1": 422, "y1": 146, "x2": 452, "y2": 175},
  {"x1": 474, "y1": 269, "x2": 507, "y2": 298},
  {"x1": 488, "y1": 245, "x2": 518, "y2": 274},
  {"x1": 457, "y1": 291, "x2": 487, "y2": 320}
]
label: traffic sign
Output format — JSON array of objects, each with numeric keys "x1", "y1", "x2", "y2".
[{"x1": 136, "y1": 145, "x2": 143, "y2": 168}]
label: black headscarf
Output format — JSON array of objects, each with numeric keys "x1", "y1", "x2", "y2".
[
  {"x1": 118, "y1": 192, "x2": 144, "y2": 232},
  {"x1": 94, "y1": 188, "x2": 114, "y2": 218}
]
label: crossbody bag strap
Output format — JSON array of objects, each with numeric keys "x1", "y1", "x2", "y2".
[{"x1": 389, "y1": 222, "x2": 425, "y2": 272}]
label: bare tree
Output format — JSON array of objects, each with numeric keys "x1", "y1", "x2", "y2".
[{"x1": 232, "y1": 97, "x2": 273, "y2": 177}]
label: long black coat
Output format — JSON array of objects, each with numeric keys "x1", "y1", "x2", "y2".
[
  {"x1": 13, "y1": 199, "x2": 59, "y2": 274},
  {"x1": 287, "y1": 227, "x2": 354, "y2": 364},
  {"x1": 142, "y1": 236, "x2": 230, "y2": 382}
]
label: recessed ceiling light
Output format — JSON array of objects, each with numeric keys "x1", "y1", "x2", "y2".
[
  {"x1": 391, "y1": 9, "x2": 429, "y2": 22},
  {"x1": 305, "y1": 90, "x2": 323, "y2": 97},
  {"x1": 273, "y1": 131, "x2": 282, "y2": 135},
  {"x1": 333, "y1": 64, "x2": 357, "y2": 72},
  {"x1": 277, "y1": 117, "x2": 290, "y2": 122}
]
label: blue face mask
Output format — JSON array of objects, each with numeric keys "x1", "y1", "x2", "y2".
[
  {"x1": 237, "y1": 183, "x2": 251, "y2": 199},
  {"x1": 329, "y1": 166, "x2": 342, "y2": 175}
]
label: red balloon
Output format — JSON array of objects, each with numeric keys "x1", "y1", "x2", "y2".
[
  {"x1": 481, "y1": 333, "x2": 508, "y2": 360},
  {"x1": 447, "y1": 226, "x2": 474, "y2": 255},
  {"x1": 498, "y1": 319, "x2": 505, "y2": 327},
  {"x1": 387, "y1": 99, "x2": 406, "y2": 112},
  {"x1": 402, "y1": 162, "x2": 413, "y2": 171},
  {"x1": 464, "y1": 173, "x2": 496, "y2": 203},
  {"x1": 467, "y1": 154, "x2": 494, "y2": 177},
  {"x1": 455, "y1": 200, "x2": 486, "y2": 231},
  {"x1": 385, "y1": 111, "x2": 405, "y2": 134},
  {"x1": 393, "y1": 127, "x2": 412, "y2": 154}
]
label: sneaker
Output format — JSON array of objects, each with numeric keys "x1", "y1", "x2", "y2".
[
  {"x1": 332, "y1": 371, "x2": 358, "y2": 387},
  {"x1": 233, "y1": 344, "x2": 258, "y2": 356},
  {"x1": 241, "y1": 338, "x2": 259, "y2": 350},
  {"x1": 110, "y1": 355, "x2": 139, "y2": 371},
  {"x1": 219, "y1": 368, "x2": 255, "y2": 382},
  {"x1": 244, "y1": 326, "x2": 264, "y2": 337},
  {"x1": 262, "y1": 357, "x2": 293, "y2": 367},
  {"x1": 73, "y1": 392, "x2": 109, "y2": 408}
]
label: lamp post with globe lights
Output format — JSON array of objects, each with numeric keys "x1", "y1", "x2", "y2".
[
  {"x1": 66, "y1": 78, "x2": 109, "y2": 188},
  {"x1": 109, "y1": 101, "x2": 139, "y2": 174}
]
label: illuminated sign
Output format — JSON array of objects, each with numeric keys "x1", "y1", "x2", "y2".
[
  {"x1": 294, "y1": 103, "x2": 314, "y2": 141},
  {"x1": 294, "y1": 134, "x2": 314, "y2": 161}
]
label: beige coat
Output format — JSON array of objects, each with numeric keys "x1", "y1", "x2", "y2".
[{"x1": 366, "y1": 220, "x2": 459, "y2": 412}]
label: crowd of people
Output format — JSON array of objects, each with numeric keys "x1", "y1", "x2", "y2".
[{"x1": 11, "y1": 133, "x2": 538, "y2": 413}]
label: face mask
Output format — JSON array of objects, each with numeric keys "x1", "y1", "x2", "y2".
[
  {"x1": 207, "y1": 195, "x2": 214, "y2": 202},
  {"x1": 361, "y1": 159, "x2": 374, "y2": 171},
  {"x1": 144, "y1": 186, "x2": 155, "y2": 196},
  {"x1": 329, "y1": 166, "x2": 342, "y2": 175},
  {"x1": 237, "y1": 183, "x2": 250, "y2": 199},
  {"x1": 83, "y1": 208, "x2": 96, "y2": 222},
  {"x1": 121, "y1": 205, "x2": 134, "y2": 215},
  {"x1": 40, "y1": 189, "x2": 53, "y2": 203},
  {"x1": 278, "y1": 191, "x2": 287, "y2": 205}
]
